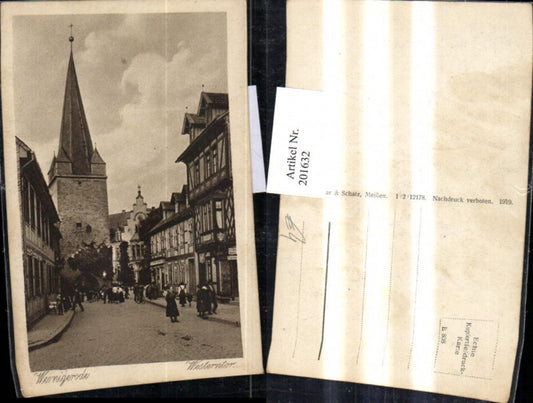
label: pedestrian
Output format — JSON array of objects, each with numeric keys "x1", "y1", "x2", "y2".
[
  {"x1": 62, "y1": 294, "x2": 72, "y2": 311},
  {"x1": 178, "y1": 282, "x2": 187, "y2": 307},
  {"x1": 186, "y1": 292, "x2": 193, "y2": 307},
  {"x1": 196, "y1": 284, "x2": 210, "y2": 319},
  {"x1": 165, "y1": 286, "x2": 179, "y2": 323},
  {"x1": 138, "y1": 284, "x2": 144, "y2": 303},
  {"x1": 72, "y1": 288, "x2": 84, "y2": 312},
  {"x1": 117, "y1": 286, "x2": 125, "y2": 303},
  {"x1": 56, "y1": 293, "x2": 64, "y2": 315},
  {"x1": 208, "y1": 281, "x2": 218, "y2": 314},
  {"x1": 104, "y1": 286, "x2": 111, "y2": 304},
  {"x1": 133, "y1": 283, "x2": 139, "y2": 303}
]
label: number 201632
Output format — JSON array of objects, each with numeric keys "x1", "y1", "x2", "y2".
[{"x1": 299, "y1": 151, "x2": 311, "y2": 186}]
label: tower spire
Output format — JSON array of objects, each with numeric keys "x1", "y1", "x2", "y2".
[
  {"x1": 54, "y1": 32, "x2": 97, "y2": 175},
  {"x1": 69, "y1": 23, "x2": 74, "y2": 50}
]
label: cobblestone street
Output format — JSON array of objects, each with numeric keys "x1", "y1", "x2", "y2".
[{"x1": 29, "y1": 298, "x2": 243, "y2": 371}]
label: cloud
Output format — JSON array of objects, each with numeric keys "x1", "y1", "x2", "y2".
[
  {"x1": 100, "y1": 39, "x2": 227, "y2": 213},
  {"x1": 12, "y1": 13, "x2": 229, "y2": 214}
]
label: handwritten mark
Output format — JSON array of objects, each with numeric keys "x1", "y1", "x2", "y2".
[
  {"x1": 280, "y1": 214, "x2": 306, "y2": 244},
  {"x1": 318, "y1": 222, "x2": 331, "y2": 360}
]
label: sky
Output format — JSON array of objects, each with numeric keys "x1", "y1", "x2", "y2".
[{"x1": 13, "y1": 12, "x2": 228, "y2": 213}]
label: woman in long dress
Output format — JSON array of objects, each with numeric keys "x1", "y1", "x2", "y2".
[
  {"x1": 165, "y1": 287, "x2": 179, "y2": 323},
  {"x1": 178, "y1": 283, "x2": 187, "y2": 307}
]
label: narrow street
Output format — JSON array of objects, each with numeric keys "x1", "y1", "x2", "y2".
[{"x1": 29, "y1": 298, "x2": 243, "y2": 371}]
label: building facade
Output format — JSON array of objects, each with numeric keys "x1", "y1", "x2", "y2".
[
  {"x1": 148, "y1": 186, "x2": 196, "y2": 292},
  {"x1": 109, "y1": 187, "x2": 150, "y2": 282},
  {"x1": 176, "y1": 92, "x2": 238, "y2": 299},
  {"x1": 17, "y1": 138, "x2": 62, "y2": 326},
  {"x1": 48, "y1": 40, "x2": 110, "y2": 261}
]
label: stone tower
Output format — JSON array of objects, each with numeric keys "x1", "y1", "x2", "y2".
[{"x1": 48, "y1": 36, "x2": 110, "y2": 259}]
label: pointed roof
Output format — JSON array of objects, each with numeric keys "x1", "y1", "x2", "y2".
[
  {"x1": 57, "y1": 49, "x2": 95, "y2": 174},
  {"x1": 90, "y1": 146, "x2": 105, "y2": 164}
]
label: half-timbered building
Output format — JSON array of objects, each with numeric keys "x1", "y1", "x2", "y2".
[{"x1": 176, "y1": 92, "x2": 238, "y2": 300}]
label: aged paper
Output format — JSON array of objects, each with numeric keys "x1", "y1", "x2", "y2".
[
  {"x1": 2, "y1": 0, "x2": 262, "y2": 397},
  {"x1": 267, "y1": 1, "x2": 531, "y2": 402}
]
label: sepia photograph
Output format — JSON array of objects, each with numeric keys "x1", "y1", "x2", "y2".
[{"x1": 2, "y1": 0, "x2": 262, "y2": 396}]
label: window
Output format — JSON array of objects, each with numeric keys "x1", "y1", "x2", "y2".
[
  {"x1": 188, "y1": 164, "x2": 194, "y2": 188},
  {"x1": 27, "y1": 256, "x2": 34, "y2": 298},
  {"x1": 184, "y1": 221, "x2": 191, "y2": 244},
  {"x1": 35, "y1": 259, "x2": 41, "y2": 296},
  {"x1": 207, "y1": 202, "x2": 212, "y2": 231},
  {"x1": 76, "y1": 222, "x2": 82, "y2": 229},
  {"x1": 218, "y1": 138, "x2": 226, "y2": 168},
  {"x1": 43, "y1": 217, "x2": 48, "y2": 245},
  {"x1": 36, "y1": 200, "x2": 42, "y2": 237},
  {"x1": 29, "y1": 187, "x2": 35, "y2": 229},
  {"x1": 48, "y1": 265, "x2": 53, "y2": 293},
  {"x1": 205, "y1": 151, "x2": 211, "y2": 178},
  {"x1": 215, "y1": 200, "x2": 224, "y2": 229},
  {"x1": 199, "y1": 155, "x2": 205, "y2": 181},
  {"x1": 203, "y1": 204, "x2": 209, "y2": 232},
  {"x1": 194, "y1": 160, "x2": 200, "y2": 185},
  {"x1": 212, "y1": 146, "x2": 218, "y2": 174},
  {"x1": 22, "y1": 178, "x2": 29, "y2": 223}
]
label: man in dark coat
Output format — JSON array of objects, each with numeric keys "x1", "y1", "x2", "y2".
[
  {"x1": 72, "y1": 288, "x2": 84, "y2": 312},
  {"x1": 133, "y1": 283, "x2": 139, "y2": 303},
  {"x1": 196, "y1": 285, "x2": 210, "y2": 319}
]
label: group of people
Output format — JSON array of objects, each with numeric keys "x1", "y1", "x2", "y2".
[
  {"x1": 163, "y1": 281, "x2": 218, "y2": 322},
  {"x1": 196, "y1": 282, "x2": 218, "y2": 319},
  {"x1": 51, "y1": 287, "x2": 84, "y2": 314},
  {"x1": 132, "y1": 283, "x2": 145, "y2": 303},
  {"x1": 99, "y1": 284, "x2": 128, "y2": 303}
]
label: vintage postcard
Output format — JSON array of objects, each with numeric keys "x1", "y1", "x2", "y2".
[
  {"x1": 2, "y1": 0, "x2": 262, "y2": 396},
  {"x1": 267, "y1": 1, "x2": 531, "y2": 402}
]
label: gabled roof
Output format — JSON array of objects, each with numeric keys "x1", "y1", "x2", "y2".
[
  {"x1": 159, "y1": 201, "x2": 174, "y2": 211},
  {"x1": 148, "y1": 207, "x2": 193, "y2": 235},
  {"x1": 197, "y1": 92, "x2": 228, "y2": 120},
  {"x1": 170, "y1": 192, "x2": 185, "y2": 204},
  {"x1": 200, "y1": 92, "x2": 228, "y2": 108},
  {"x1": 176, "y1": 110, "x2": 229, "y2": 163},
  {"x1": 109, "y1": 210, "x2": 129, "y2": 231},
  {"x1": 185, "y1": 113, "x2": 206, "y2": 125},
  {"x1": 181, "y1": 113, "x2": 206, "y2": 135}
]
